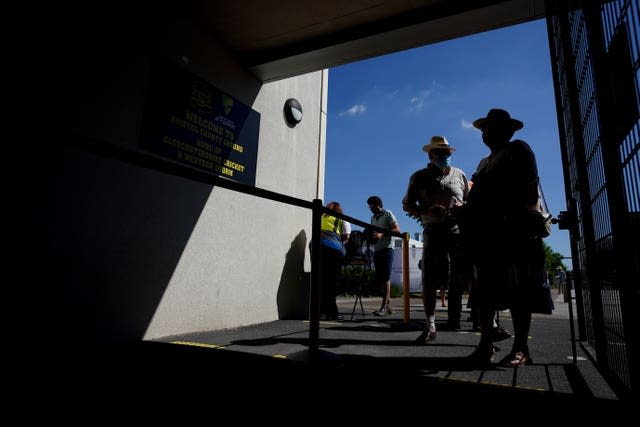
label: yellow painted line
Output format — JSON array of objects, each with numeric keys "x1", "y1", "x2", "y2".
[
  {"x1": 171, "y1": 341, "x2": 225, "y2": 349},
  {"x1": 514, "y1": 385, "x2": 546, "y2": 392},
  {"x1": 172, "y1": 342, "x2": 288, "y2": 360},
  {"x1": 477, "y1": 380, "x2": 544, "y2": 393},
  {"x1": 444, "y1": 377, "x2": 546, "y2": 393},
  {"x1": 445, "y1": 377, "x2": 477, "y2": 384}
]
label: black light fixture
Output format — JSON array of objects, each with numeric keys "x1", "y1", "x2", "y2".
[{"x1": 284, "y1": 98, "x2": 303, "y2": 126}]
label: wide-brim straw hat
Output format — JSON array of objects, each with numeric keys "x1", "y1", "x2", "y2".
[
  {"x1": 473, "y1": 108, "x2": 523, "y2": 131},
  {"x1": 422, "y1": 135, "x2": 455, "y2": 153}
]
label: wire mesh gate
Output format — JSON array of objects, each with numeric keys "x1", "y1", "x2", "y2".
[{"x1": 546, "y1": 0, "x2": 639, "y2": 399}]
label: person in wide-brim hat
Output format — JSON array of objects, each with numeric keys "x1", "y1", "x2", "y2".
[
  {"x1": 422, "y1": 135, "x2": 456, "y2": 153},
  {"x1": 473, "y1": 108, "x2": 523, "y2": 132},
  {"x1": 403, "y1": 133, "x2": 469, "y2": 343},
  {"x1": 466, "y1": 107, "x2": 548, "y2": 368}
]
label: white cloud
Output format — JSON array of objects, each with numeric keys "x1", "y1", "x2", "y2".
[
  {"x1": 339, "y1": 104, "x2": 367, "y2": 117},
  {"x1": 408, "y1": 89, "x2": 432, "y2": 112},
  {"x1": 461, "y1": 119, "x2": 473, "y2": 129}
]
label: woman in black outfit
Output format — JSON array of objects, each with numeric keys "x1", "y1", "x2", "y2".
[{"x1": 463, "y1": 109, "x2": 549, "y2": 367}]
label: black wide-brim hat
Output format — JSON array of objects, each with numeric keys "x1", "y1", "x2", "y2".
[{"x1": 473, "y1": 108, "x2": 524, "y2": 131}]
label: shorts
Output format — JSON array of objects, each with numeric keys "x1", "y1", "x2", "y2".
[{"x1": 373, "y1": 248, "x2": 394, "y2": 282}]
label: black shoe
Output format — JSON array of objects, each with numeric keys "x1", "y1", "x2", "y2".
[
  {"x1": 466, "y1": 346, "x2": 496, "y2": 367},
  {"x1": 415, "y1": 329, "x2": 437, "y2": 345}
]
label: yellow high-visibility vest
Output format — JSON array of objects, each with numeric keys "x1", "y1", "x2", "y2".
[{"x1": 321, "y1": 214, "x2": 343, "y2": 234}]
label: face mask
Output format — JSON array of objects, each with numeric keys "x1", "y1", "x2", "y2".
[{"x1": 432, "y1": 154, "x2": 451, "y2": 170}]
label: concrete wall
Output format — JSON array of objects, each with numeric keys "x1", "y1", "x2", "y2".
[{"x1": 38, "y1": 5, "x2": 325, "y2": 344}]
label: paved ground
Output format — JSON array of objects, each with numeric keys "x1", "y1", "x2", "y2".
[
  {"x1": 33, "y1": 289, "x2": 632, "y2": 420},
  {"x1": 148, "y1": 291, "x2": 626, "y2": 408}
]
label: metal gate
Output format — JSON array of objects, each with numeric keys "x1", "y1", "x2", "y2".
[{"x1": 546, "y1": 0, "x2": 639, "y2": 398}]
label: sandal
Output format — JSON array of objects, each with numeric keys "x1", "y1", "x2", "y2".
[{"x1": 502, "y1": 351, "x2": 532, "y2": 367}]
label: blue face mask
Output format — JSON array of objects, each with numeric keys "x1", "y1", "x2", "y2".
[{"x1": 432, "y1": 154, "x2": 451, "y2": 170}]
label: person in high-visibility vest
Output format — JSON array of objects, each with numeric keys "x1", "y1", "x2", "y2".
[{"x1": 318, "y1": 201, "x2": 351, "y2": 321}]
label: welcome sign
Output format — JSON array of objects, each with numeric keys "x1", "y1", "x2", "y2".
[{"x1": 140, "y1": 59, "x2": 260, "y2": 186}]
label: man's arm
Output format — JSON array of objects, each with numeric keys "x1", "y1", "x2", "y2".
[
  {"x1": 402, "y1": 173, "x2": 421, "y2": 216},
  {"x1": 372, "y1": 220, "x2": 400, "y2": 242},
  {"x1": 462, "y1": 172, "x2": 470, "y2": 203}
]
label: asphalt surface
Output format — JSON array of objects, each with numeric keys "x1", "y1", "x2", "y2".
[
  {"x1": 143, "y1": 291, "x2": 628, "y2": 410},
  {"x1": 32, "y1": 290, "x2": 633, "y2": 420}
]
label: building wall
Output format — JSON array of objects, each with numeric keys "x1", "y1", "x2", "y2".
[{"x1": 39, "y1": 6, "x2": 325, "y2": 343}]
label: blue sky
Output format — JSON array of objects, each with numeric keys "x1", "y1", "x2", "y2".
[{"x1": 325, "y1": 18, "x2": 571, "y2": 259}]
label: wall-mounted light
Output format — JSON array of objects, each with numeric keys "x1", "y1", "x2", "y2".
[{"x1": 284, "y1": 98, "x2": 303, "y2": 127}]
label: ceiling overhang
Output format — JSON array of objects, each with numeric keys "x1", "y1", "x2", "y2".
[{"x1": 188, "y1": 0, "x2": 546, "y2": 82}]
